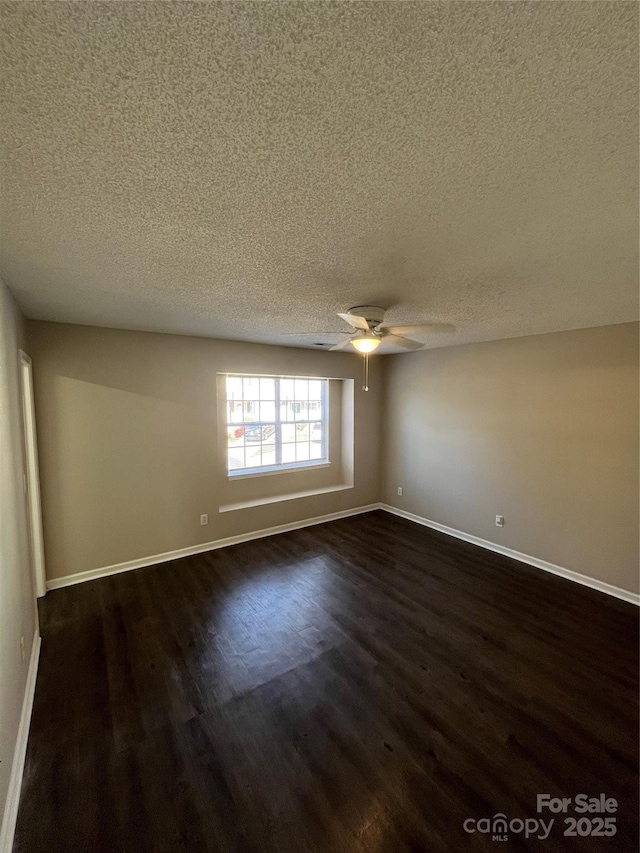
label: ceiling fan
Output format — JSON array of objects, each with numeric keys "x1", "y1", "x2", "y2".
[
  {"x1": 330, "y1": 306, "x2": 455, "y2": 353},
  {"x1": 327, "y1": 305, "x2": 455, "y2": 391}
]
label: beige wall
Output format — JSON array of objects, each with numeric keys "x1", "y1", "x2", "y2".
[
  {"x1": 0, "y1": 280, "x2": 37, "y2": 827},
  {"x1": 27, "y1": 322, "x2": 382, "y2": 581},
  {"x1": 382, "y1": 323, "x2": 639, "y2": 594}
]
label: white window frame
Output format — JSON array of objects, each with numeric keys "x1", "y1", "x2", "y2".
[{"x1": 225, "y1": 374, "x2": 329, "y2": 478}]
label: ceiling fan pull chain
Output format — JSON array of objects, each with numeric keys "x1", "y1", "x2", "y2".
[{"x1": 363, "y1": 352, "x2": 369, "y2": 391}]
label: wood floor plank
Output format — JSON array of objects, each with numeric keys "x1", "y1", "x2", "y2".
[{"x1": 13, "y1": 510, "x2": 639, "y2": 852}]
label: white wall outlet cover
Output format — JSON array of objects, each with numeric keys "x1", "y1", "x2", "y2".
[
  {"x1": 495, "y1": 515, "x2": 505, "y2": 527},
  {"x1": 397, "y1": 487, "x2": 403, "y2": 496},
  {"x1": 200, "y1": 514, "x2": 209, "y2": 525}
]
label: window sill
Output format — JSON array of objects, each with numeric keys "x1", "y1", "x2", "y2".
[
  {"x1": 228, "y1": 460, "x2": 330, "y2": 480},
  {"x1": 218, "y1": 482, "x2": 353, "y2": 513}
]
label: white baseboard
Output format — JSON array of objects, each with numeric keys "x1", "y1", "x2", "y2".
[
  {"x1": 46, "y1": 503, "x2": 381, "y2": 591},
  {"x1": 378, "y1": 504, "x2": 640, "y2": 606},
  {"x1": 0, "y1": 629, "x2": 41, "y2": 853}
]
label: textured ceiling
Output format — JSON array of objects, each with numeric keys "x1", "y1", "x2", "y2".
[{"x1": 1, "y1": 2, "x2": 638, "y2": 352}]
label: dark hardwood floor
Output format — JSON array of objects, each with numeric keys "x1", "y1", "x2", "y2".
[{"x1": 14, "y1": 510, "x2": 639, "y2": 852}]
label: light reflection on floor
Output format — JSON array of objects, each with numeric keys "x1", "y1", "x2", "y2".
[{"x1": 195, "y1": 554, "x2": 345, "y2": 700}]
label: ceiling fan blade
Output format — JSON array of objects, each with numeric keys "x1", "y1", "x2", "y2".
[
  {"x1": 381, "y1": 323, "x2": 455, "y2": 335},
  {"x1": 383, "y1": 334, "x2": 424, "y2": 350},
  {"x1": 329, "y1": 338, "x2": 355, "y2": 352},
  {"x1": 337, "y1": 312, "x2": 369, "y2": 331}
]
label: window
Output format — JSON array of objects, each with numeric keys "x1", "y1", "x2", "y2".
[{"x1": 225, "y1": 375, "x2": 328, "y2": 475}]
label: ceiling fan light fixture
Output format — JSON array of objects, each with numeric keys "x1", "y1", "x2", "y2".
[{"x1": 350, "y1": 335, "x2": 381, "y2": 353}]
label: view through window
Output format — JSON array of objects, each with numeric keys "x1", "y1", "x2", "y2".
[{"x1": 225, "y1": 375, "x2": 328, "y2": 474}]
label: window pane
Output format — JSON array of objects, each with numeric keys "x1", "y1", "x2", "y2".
[
  {"x1": 295, "y1": 423, "x2": 310, "y2": 442},
  {"x1": 309, "y1": 441, "x2": 323, "y2": 460},
  {"x1": 308, "y1": 380, "x2": 322, "y2": 400},
  {"x1": 243, "y1": 377, "x2": 260, "y2": 398},
  {"x1": 310, "y1": 422, "x2": 322, "y2": 444},
  {"x1": 261, "y1": 445, "x2": 276, "y2": 466},
  {"x1": 260, "y1": 401, "x2": 275, "y2": 422},
  {"x1": 260, "y1": 378, "x2": 275, "y2": 400},
  {"x1": 294, "y1": 379, "x2": 308, "y2": 399},
  {"x1": 293, "y1": 402, "x2": 307, "y2": 422},
  {"x1": 228, "y1": 448, "x2": 245, "y2": 470},
  {"x1": 280, "y1": 401, "x2": 295, "y2": 422},
  {"x1": 280, "y1": 423, "x2": 295, "y2": 443},
  {"x1": 282, "y1": 443, "x2": 296, "y2": 463},
  {"x1": 227, "y1": 401, "x2": 243, "y2": 424},
  {"x1": 243, "y1": 402, "x2": 259, "y2": 423},
  {"x1": 227, "y1": 376, "x2": 243, "y2": 400},
  {"x1": 244, "y1": 444, "x2": 262, "y2": 468},
  {"x1": 244, "y1": 423, "x2": 275, "y2": 443},
  {"x1": 227, "y1": 425, "x2": 245, "y2": 447},
  {"x1": 296, "y1": 442, "x2": 310, "y2": 462},
  {"x1": 280, "y1": 378, "x2": 294, "y2": 402}
]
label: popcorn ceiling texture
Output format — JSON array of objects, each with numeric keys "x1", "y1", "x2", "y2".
[{"x1": 1, "y1": 2, "x2": 637, "y2": 351}]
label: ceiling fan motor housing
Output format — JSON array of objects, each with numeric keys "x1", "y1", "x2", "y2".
[{"x1": 348, "y1": 305, "x2": 386, "y2": 329}]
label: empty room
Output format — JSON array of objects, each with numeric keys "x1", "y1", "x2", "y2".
[{"x1": 1, "y1": 2, "x2": 638, "y2": 852}]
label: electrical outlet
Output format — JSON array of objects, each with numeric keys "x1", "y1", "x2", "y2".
[
  {"x1": 495, "y1": 515, "x2": 505, "y2": 528},
  {"x1": 200, "y1": 514, "x2": 209, "y2": 526},
  {"x1": 20, "y1": 635, "x2": 25, "y2": 662},
  {"x1": 397, "y1": 487, "x2": 403, "y2": 496}
]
